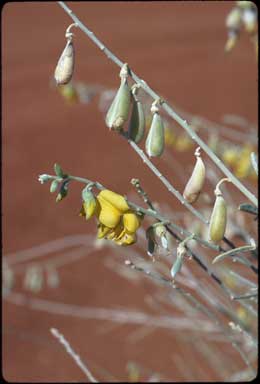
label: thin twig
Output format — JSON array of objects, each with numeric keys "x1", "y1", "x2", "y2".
[
  {"x1": 57, "y1": 1, "x2": 258, "y2": 207},
  {"x1": 50, "y1": 328, "x2": 98, "y2": 382},
  {"x1": 124, "y1": 260, "x2": 255, "y2": 373}
]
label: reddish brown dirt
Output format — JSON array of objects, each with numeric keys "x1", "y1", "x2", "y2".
[{"x1": 2, "y1": 1, "x2": 258, "y2": 382}]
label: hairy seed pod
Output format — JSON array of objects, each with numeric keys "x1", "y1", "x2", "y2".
[
  {"x1": 209, "y1": 194, "x2": 227, "y2": 242},
  {"x1": 183, "y1": 151, "x2": 206, "y2": 204},
  {"x1": 98, "y1": 190, "x2": 129, "y2": 213},
  {"x1": 128, "y1": 94, "x2": 145, "y2": 143},
  {"x1": 54, "y1": 40, "x2": 75, "y2": 85},
  {"x1": 145, "y1": 112, "x2": 165, "y2": 157},
  {"x1": 105, "y1": 78, "x2": 131, "y2": 131},
  {"x1": 82, "y1": 189, "x2": 97, "y2": 220},
  {"x1": 123, "y1": 212, "x2": 141, "y2": 234}
]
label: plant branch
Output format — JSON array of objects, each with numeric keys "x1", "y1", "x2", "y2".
[
  {"x1": 57, "y1": 1, "x2": 258, "y2": 207},
  {"x1": 50, "y1": 328, "x2": 98, "y2": 382}
]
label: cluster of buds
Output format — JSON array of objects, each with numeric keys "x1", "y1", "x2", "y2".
[
  {"x1": 80, "y1": 188, "x2": 142, "y2": 246},
  {"x1": 225, "y1": 1, "x2": 258, "y2": 53}
]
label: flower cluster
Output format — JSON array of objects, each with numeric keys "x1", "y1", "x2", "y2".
[{"x1": 80, "y1": 189, "x2": 142, "y2": 246}]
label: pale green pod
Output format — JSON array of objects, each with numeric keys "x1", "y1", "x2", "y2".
[
  {"x1": 128, "y1": 95, "x2": 145, "y2": 143},
  {"x1": 105, "y1": 78, "x2": 131, "y2": 131},
  {"x1": 209, "y1": 195, "x2": 227, "y2": 242},
  {"x1": 170, "y1": 254, "x2": 183, "y2": 279},
  {"x1": 54, "y1": 40, "x2": 75, "y2": 85},
  {"x1": 145, "y1": 112, "x2": 165, "y2": 157},
  {"x1": 183, "y1": 156, "x2": 206, "y2": 203}
]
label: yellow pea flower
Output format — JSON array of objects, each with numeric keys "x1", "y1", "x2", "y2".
[{"x1": 80, "y1": 189, "x2": 142, "y2": 246}]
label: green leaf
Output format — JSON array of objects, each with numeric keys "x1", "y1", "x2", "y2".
[
  {"x1": 54, "y1": 163, "x2": 64, "y2": 178},
  {"x1": 239, "y1": 203, "x2": 258, "y2": 216},
  {"x1": 50, "y1": 180, "x2": 59, "y2": 193}
]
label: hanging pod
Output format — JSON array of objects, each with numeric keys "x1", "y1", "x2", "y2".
[
  {"x1": 54, "y1": 24, "x2": 77, "y2": 85},
  {"x1": 54, "y1": 40, "x2": 75, "y2": 85},
  {"x1": 105, "y1": 64, "x2": 131, "y2": 131},
  {"x1": 183, "y1": 147, "x2": 206, "y2": 204},
  {"x1": 209, "y1": 179, "x2": 230, "y2": 243},
  {"x1": 145, "y1": 100, "x2": 165, "y2": 157},
  {"x1": 128, "y1": 85, "x2": 145, "y2": 143}
]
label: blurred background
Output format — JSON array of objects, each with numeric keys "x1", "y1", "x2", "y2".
[{"x1": 2, "y1": 1, "x2": 258, "y2": 382}]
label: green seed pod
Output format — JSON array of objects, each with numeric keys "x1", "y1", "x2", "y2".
[
  {"x1": 183, "y1": 148, "x2": 206, "y2": 204},
  {"x1": 154, "y1": 223, "x2": 168, "y2": 249},
  {"x1": 54, "y1": 40, "x2": 75, "y2": 85},
  {"x1": 50, "y1": 180, "x2": 59, "y2": 193},
  {"x1": 82, "y1": 188, "x2": 97, "y2": 220},
  {"x1": 128, "y1": 91, "x2": 145, "y2": 143},
  {"x1": 145, "y1": 112, "x2": 165, "y2": 157},
  {"x1": 209, "y1": 194, "x2": 227, "y2": 243},
  {"x1": 105, "y1": 78, "x2": 131, "y2": 131},
  {"x1": 171, "y1": 243, "x2": 186, "y2": 279}
]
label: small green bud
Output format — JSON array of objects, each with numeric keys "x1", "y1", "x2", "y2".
[
  {"x1": 81, "y1": 187, "x2": 97, "y2": 220},
  {"x1": 50, "y1": 179, "x2": 59, "y2": 193}
]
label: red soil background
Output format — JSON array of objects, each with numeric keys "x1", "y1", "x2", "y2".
[{"x1": 2, "y1": 1, "x2": 258, "y2": 382}]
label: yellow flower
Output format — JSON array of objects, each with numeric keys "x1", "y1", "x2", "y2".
[{"x1": 81, "y1": 189, "x2": 142, "y2": 246}]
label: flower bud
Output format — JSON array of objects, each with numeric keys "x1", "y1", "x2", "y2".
[
  {"x1": 145, "y1": 112, "x2": 165, "y2": 157},
  {"x1": 105, "y1": 78, "x2": 131, "y2": 131},
  {"x1": 54, "y1": 40, "x2": 75, "y2": 85},
  {"x1": 128, "y1": 90, "x2": 145, "y2": 143},
  {"x1": 82, "y1": 188, "x2": 97, "y2": 220},
  {"x1": 183, "y1": 148, "x2": 205, "y2": 204},
  {"x1": 209, "y1": 194, "x2": 227, "y2": 243}
]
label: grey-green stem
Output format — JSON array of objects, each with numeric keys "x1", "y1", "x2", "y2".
[{"x1": 57, "y1": 1, "x2": 258, "y2": 207}]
